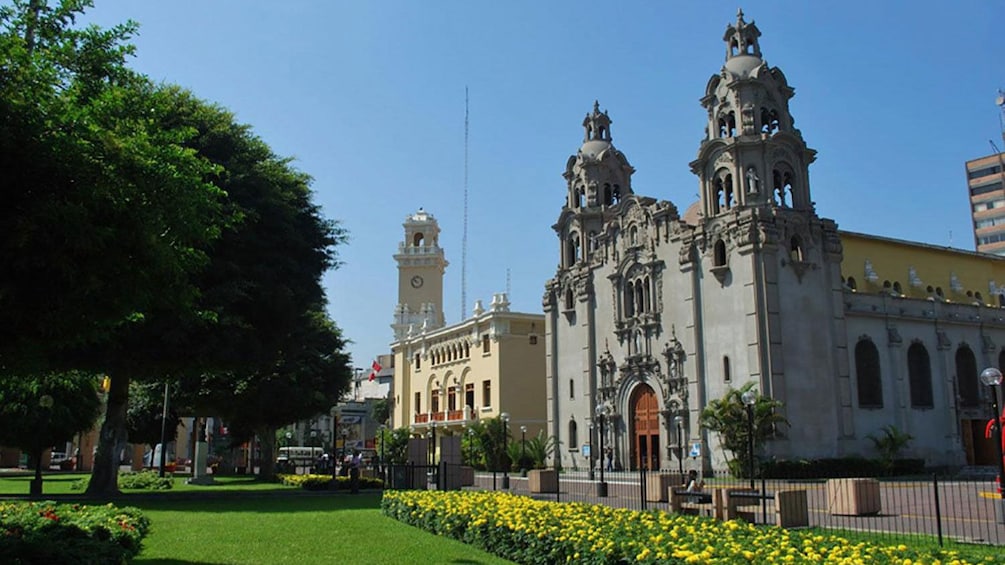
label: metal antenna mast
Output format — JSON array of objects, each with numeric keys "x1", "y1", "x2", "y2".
[
  {"x1": 506, "y1": 268, "x2": 511, "y2": 297},
  {"x1": 461, "y1": 87, "x2": 469, "y2": 319}
]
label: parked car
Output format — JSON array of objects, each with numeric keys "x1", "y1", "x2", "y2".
[{"x1": 49, "y1": 452, "x2": 73, "y2": 470}]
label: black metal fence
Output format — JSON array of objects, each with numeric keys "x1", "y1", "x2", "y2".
[{"x1": 387, "y1": 464, "x2": 1005, "y2": 546}]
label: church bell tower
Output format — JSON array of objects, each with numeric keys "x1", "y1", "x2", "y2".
[{"x1": 392, "y1": 208, "x2": 448, "y2": 340}]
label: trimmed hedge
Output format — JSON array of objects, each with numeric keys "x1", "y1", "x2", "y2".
[
  {"x1": 0, "y1": 500, "x2": 149, "y2": 564},
  {"x1": 761, "y1": 457, "x2": 926, "y2": 479}
]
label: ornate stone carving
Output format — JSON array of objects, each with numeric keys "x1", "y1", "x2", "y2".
[
  {"x1": 936, "y1": 330, "x2": 951, "y2": 351},
  {"x1": 886, "y1": 327, "x2": 902, "y2": 346},
  {"x1": 660, "y1": 327, "x2": 688, "y2": 408}
]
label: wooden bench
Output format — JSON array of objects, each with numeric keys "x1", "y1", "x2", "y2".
[{"x1": 669, "y1": 487, "x2": 725, "y2": 519}]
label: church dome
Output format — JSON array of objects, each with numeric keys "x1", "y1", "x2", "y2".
[
  {"x1": 681, "y1": 200, "x2": 702, "y2": 226},
  {"x1": 579, "y1": 139, "x2": 612, "y2": 160},
  {"x1": 723, "y1": 54, "x2": 763, "y2": 79}
]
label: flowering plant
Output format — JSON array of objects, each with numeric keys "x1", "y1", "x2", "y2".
[
  {"x1": 382, "y1": 490, "x2": 990, "y2": 564},
  {"x1": 0, "y1": 500, "x2": 149, "y2": 563}
]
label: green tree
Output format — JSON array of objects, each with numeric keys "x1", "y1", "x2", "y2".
[
  {"x1": 183, "y1": 311, "x2": 353, "y2": 481},
  {"x1": 125, "y1": 381, "x2": 181, "y2": 463},
  {"x1": 0, "y1": 1, "x2": 225, "y2": 375},
  {"x1": 699, "y1": 382, "x2": 788, "y2": 478},
  {"x1": 0, "y1": 372, "x2": 102, "y2": 495},
  {"x1": 376, "y1": 427, "x2": 412, "y2": 466},
  {"x1": 465, "y1": 418, "x2": 510, "y2": 472},
  {"x1": 371, "y1": 399, "x2": 390, "y2": 427}
]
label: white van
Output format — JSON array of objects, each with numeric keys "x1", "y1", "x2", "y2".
[{"x1": 277, "y1": 446, "x2": 324, "y2": 473}]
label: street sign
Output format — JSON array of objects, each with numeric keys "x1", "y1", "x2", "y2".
[
  {"x1": 581, "y1": 444, "x2": 591, "y2": 458},
  {"x1": 689, "y1": 441, "x2": 702, "y2": 458}
]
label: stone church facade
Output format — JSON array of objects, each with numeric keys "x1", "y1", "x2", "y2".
[{"x1": 544, "y1": 11, "x2": 1005, "y2": 472}]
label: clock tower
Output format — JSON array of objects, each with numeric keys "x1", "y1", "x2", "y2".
[{"x1": 392, "y1": 208, "x2": 448, "y2": 340}]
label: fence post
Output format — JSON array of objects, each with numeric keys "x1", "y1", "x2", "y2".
[
  {"x1": 761, "y1": 477, "x2": 767, "y2": 524},
  {"x1": 555, "y1": 466, "x2": 561, "y2": 503},
  {"x1": 640, "y1": 466, "x2": 647, "y2": 511},
  {"x1": 932, "y1": 472, "x2": 943, "y2": 547}
]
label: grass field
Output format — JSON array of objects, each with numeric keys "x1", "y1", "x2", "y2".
[
  {"x1": 0, "y1": 473, "x2": 514, "y2": 564},
  {"x1": 0, "y1": 472, "x2": 298, "y2": 496},
  {"x1": 128, "y1": 494, "x2": 515, "y2": 565}
]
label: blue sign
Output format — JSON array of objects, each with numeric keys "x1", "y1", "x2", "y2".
[
  {"x1": 581, "y1": 444, "x2": 591, "y2": 458},
  {"x1": 689, "y1": 442, "x2": 702, "y2": 458}
]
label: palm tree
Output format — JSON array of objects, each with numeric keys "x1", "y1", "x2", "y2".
[{"x1": 699, "y1": 382, "x2": 788, "y2": 479}]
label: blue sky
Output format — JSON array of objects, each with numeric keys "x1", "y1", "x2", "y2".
[{"x1": 78, "y1": 1, "x2": 1002, "y2": 370}]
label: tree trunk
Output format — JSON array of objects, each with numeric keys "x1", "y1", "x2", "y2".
[
  {"x1": 256, "y1": 426, "x2": 277, "y2": 481},
  {"x1": 86, "y1": 372, "x2": 129, "y2": 495}
]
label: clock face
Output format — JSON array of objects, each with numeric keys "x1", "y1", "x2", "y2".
[{"x1": 410, "y1": 275, "x2": 424, "y2": 288}]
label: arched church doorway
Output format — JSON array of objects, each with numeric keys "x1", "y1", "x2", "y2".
[{"x1": 630, "y1": 384, "x2": 660, "y2": 470}]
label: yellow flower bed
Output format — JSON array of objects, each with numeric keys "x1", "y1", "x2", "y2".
[{"x1": 381, "y1": 490, "x2": 990, "y2": 564}]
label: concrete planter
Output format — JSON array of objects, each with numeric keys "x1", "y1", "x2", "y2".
[
  {"x1": 528, "y1": 469, "x2": 558, "y2": 493},
  {"x1": 826, "y1": 478, "x2": 881, "y2": 515}
]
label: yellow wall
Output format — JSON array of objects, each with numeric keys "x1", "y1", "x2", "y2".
[
  {"x1": 390, "y1": 311, "x2": 546, "y2": 440},
  {"x1": 840, "y1": 231, "x2": 1005, "y2": 305}
]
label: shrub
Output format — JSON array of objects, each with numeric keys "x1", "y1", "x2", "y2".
[
  {"x1": 0, "y1": 501, "x2": 149, "y2": 563},
  {"x1": 118, "y1": 470, "x2": 174, "y2": 490},
  {"x1": 278, "y1": 473, "x2": 383, "y2": 491},
  {"x1": 760, "y1": 457, "x2": 927, "y2": 479}
]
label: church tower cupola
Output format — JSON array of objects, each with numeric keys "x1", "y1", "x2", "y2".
[
  {"x1": 724, "y1": 9, "x2": 761, "y2": 59},
  {"x1": 690, "y1": 9, "x2": 816, "y2": 219},
  {"x1": 563, "y1": 101, "x2": 635, "y2": 211}
]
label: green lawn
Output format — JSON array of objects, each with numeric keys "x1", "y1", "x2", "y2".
[
  {"x1": 0, "y1": 473, "x2": 299, "y2": 496},
  {"x1": 0, "y1": 474, "x2": 514, "y2": 564},
  {"x1": 128, "y1": 494, "x2": 515, "y2": 565}
]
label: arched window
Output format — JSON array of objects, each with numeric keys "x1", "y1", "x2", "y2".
[
  {"x1": 723, "y1": 355, "x2": 731, "y2": 382},
  {"x1": 569, "y1": 378, "x2": 574, "y2": 399},
  {"x1": 955, "y1": 345, "x2": 979, "y2": 408},
  {"x1": 713, "y1": 240, "x2": 727, "y2": 267},
  {"x1": 564, "y1": 287, "x2": 574, "y2": 311},
  {"x1": 854, "y1": 339, "x2": 883, "y2": 408},
  {"x1": 634, "y1": 280, "x2": 644, "y2": 314},
  {"x1": 413, "y1": 232, "x2": 425, "y2": 247},
  {"x1": 603, "y1": 184, "x2": 612, "y2": 206},
  {"x1": 893, "y1": 281, "x2": 903, "y2": 295},
  {"x1": 846, "y1": 277, "x2": 857, "y2": 291},
  {"x1": 643, "y1": 276, "x2": 651, "y2": 312},
  {"x1": 907, "y1": 342, "x2": 934, "y2": 409},
  {"x1": 760, "y1": 107, "x2": 779, "y2": 134},
  {"x1": 568, "y1": 420, "x2": 579, "y2": 449},
  {"x1": 789, "y1": 236, "x2": 804, "y2": 262},
  {"x1": 624, "y1": 283, "x2": 635, "y2": 317}
]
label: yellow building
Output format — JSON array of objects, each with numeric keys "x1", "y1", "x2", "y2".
[
  {"x1": 389, "y1": 209, "x2": 546, "y2": 441},
  {"x1": 841, "y1": 230, "x2": 1005, "y2": 306}
]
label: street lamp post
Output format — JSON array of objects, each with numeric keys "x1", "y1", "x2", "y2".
[
  {"x1": 588, "y1": 422, "x2": 595, "y2": 481},
  {"x1": 378, "y1": 425, "x2": 386, "y2": 483},
  {"x1": 596, "y1": 403, "x2": 609, "y2": 497},
  {"x1": 330, "y1": 409, "x2": 339, "y2": 483},
  {"x1": 520, "y1": 425, "x2": 527, "y2": 473},
  {"x1": 674, "y1": 414, "x2": 685, "y2": 477},
  {"x1": 741, "y1": 389, "x2": 757, "y2": 491},
  {"x1": 500, "y1": 412, "x2": 510, "y2": 489},
  {"x1": 467, "y1": 427, "x2": 476, "y2": 466},
  {"x1": 30, "y1": 394, "x2": 54, "y2": 497},
  {"x1": 979, "y1": 367, "x2": 1005, "y2": 523}
]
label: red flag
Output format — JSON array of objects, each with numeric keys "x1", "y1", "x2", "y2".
[
  {"x1": 372, "y1": 359, "x2": 382, "y2": 373},
  {"x1": 368, "y1": 372, "x2": 376, "y2": 382}
]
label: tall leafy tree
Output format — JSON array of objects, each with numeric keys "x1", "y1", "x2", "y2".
[
  {"x1": 0, "y1": 1, "x2": 225, "y2": 375},
  {"x1": 0, "y1": 372, "x2": 102, "y2": 495},
  {"x1": 699, "y1": 382, "x2": 789, "y2": 478},
  {"x1": 190, "y1": 310, "x2": 353, "y2": 481},
  {"x1": 125, "y1": 381, "x2": 181, "y2": 460}
]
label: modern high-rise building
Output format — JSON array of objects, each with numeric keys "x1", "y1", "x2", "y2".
[{"x1": 967, "y1": 151, "x2": 1005, "y2": 255}]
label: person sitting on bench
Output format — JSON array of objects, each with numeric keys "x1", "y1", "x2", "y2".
[{"x1": 685, "y1": 470, "x2": 705, "y2": 493}]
